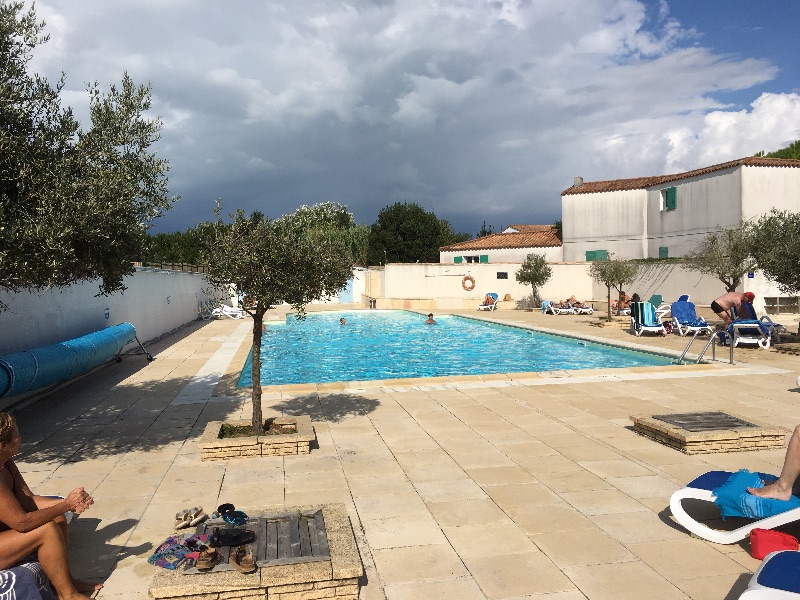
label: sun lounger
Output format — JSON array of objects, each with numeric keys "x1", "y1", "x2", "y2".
[
  {"x1": 478, "y1": 292, "x2": 499, "y2": 311},
  {"x1": 211, "y1": 305, "x2": 246, "y2": 319},
  {"x1": 670, "y1": 470, "x2": 800, "y2": 544},
  {"x1": 630, "y1": 302, "x2": 666, "y2": 336},
  {"x1": 542, "y1": 301, "x2": 574, "y2": 315},
  {"x1": 671, "y1": 300, "x2": 713, "y2": 336},
  {"x1": 728, "y1": 302, "x2": 787, "y2": 349},
  {"x1": 740, "y1": 550, "x2": 800, "y2": 598}
]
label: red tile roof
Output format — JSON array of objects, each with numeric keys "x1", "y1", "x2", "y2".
[
  {"x1": 562, "y1": 157, "x2": 800, "y2": 195},
  {"x1": 440, "y1": 227, "x2": 562, "y2": 251}
]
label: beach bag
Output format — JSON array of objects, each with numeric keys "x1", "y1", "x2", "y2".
[{"x1": 750, "y1": 528, "x2": 799, "y2": 560}]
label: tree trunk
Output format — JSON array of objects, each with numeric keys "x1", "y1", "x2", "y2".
[
  {"x1": 606, "y1": 286, "x2": 612, "y2": 322},
  {"x1": 251, "y1": 306, "x2": 267, "y2": 435}
]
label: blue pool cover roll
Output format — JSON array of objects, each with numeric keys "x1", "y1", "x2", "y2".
[{"x1": 0, "y1": 323, "x2": 137, "y2": 399}]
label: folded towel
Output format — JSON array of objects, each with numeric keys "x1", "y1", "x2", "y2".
[{"x1": 713, "y1": 469, "x2": 800, "y2": 519}]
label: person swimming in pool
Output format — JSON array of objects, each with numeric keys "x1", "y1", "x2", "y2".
[
  {"x1": 425, "y1": 313, "x2": 436, "y2": 324},
  {"x1": 340, "y1": 317, "x2": 346, "y2": 325}
]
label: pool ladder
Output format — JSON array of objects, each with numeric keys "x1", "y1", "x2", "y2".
[{"x1": 674, "y1": 330, "x2": 734, "y2": 365}]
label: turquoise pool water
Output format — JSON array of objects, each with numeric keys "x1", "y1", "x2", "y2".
[{"x1": 237, "y1": 310, "x2": 672, "y2": 387}]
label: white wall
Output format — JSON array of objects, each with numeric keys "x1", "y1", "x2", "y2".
[
  {"x1": 742, "y1": 165, "x2": 800, "y2": 219},
  {"x1": 440, "y1": 246, "x2": 563, "y2": 263},
  {"x1": 379, "y1": 262, "x2": 593, "y2": 307},
  {"x1": 0, "y1": 268, "x2": 210, "y2": 355},
  {"x1": 562, "y1": 189, "x2": 648, "y2": 261},
  {"x1": 646, "y1": 167, "x2": 743, "y2": 258}
]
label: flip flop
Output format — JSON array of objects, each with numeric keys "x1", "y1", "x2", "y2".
[
  {"x1": 189, "y1": 508, "x2": 207, "y2": 527},
  {"x1": 174, "y1": 508, "x2": 193, "y2": 530},
  {"x1": 230, "y1": 544, "x2": 256, "y2": 573}
]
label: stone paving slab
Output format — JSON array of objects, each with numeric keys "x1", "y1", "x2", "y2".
[{"x1": 8, "y1": 309, "x2": 800, "y2": 600}]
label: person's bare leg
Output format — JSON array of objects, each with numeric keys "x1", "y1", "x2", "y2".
[
  {"x1": 33, "y1": 496, "x2": 103, "y2": 592},
  {"x1": 0, "y1": 523, "x2": 91, "y2": 600},
  {"x1": 749, "y1": 424, "x2": 800, "y2": 500}
]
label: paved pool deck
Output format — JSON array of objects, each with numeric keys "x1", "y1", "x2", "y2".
[{"x1": 12, "y1": 308, "x2": 800, "y2": 600}]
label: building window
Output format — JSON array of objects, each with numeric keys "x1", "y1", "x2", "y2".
[
  {"x1": 764, "y1": 297, "x2": 799, "y2": 314},
  {"x1": 585, "y1": 250, "x2": 608, "y2": 261},
  {"x1": 661, "y1": 187, "x2": 677, "y2": 211},
  {"x1": 659, "y1": 246, "x2": 669, "y2": 259},
  {"x1": 479, "y1": 254, "x2": 489, "y2": 263},
  {"x1": 464, "y1": 255, "x2": 480, "y2": 263},
  {"x1": 496, "y1": 272, "x2": 508, "y2": 279},
  {"x1": 453, "y1": 256, "x2": 463, "y2": 264}
]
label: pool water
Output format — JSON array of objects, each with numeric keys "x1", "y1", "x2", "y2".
[{"x1": 237, "y1": 311, "x2": 671, "y2": 387}]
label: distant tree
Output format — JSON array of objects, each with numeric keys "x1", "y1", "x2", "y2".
[
  {"x1": 749, "y1": 209, "x2": 800, "y2": 294},
  {"x1": 366, "y1": 202, "x2": 465, "y2": 264},
  {"x1": 144, "y1": 227, "x2": 210, "y2": 264},
  {"x1": 552, "y1": 220, "x2": 563, "y2": 234},
  {"x1": 587, "y1": 255, "x2": 641, "y2": 321},
  {"x1": 765, "y1": 140, "x2": 800, "y2": 159},
  {"x1": 203, "y1": 202, "x2": 354, "y2": 434},
  {"x1": 0, "y1": 3, "x2": 177, "y2": 309},
  {"x1": 477, "y1": 221, "x2": 494, "y2": 237},
  {"x1": 349, "y1": 223, "x2": 371, "y2": 267},
  {"x1": 515, "y1": 254, "x2": 552, "y2": 307},
  {"x1": 683, "y1": 225, "x2": 756, "y2": 293}
]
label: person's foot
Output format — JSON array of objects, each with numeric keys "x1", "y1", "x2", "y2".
[
  {"x1": 71, "y1": 578, "x2": 103, "y2": 593},
  {"x1": 748, "y1": 482, "x2": 793, "y2": 501}
]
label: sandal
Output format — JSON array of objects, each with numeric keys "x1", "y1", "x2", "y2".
[
  {"x1": 195, "y1": 546, "x2": 221, "y2": 571},
  {"x1": 209, "y1": 527, "x2": 256, "y2": 548},
  {"x1": 174, "y1": 508, "x2": 193, "y2": 530},
  {"x1": 230, "y1": 544, "x2": 256, "y2": 573},
  {"x1": 189, "y1": 507, "x2": 207, "y2": 527}
]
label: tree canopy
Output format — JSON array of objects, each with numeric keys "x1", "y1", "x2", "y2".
[
  {"x1": 683, "y1": 225, "x2": 756, "y2": 293},
  {"x1": 203, "y1": 202, "x2": 354, "y2": 433},
  {"x1": 587, "y1": 255, "x2": 640, "y2": 321},
  {"x1": 765, "y1": 140, "x2": 800, "y2": 160},
  {"x1": 0, "y1": 2, "x2": 176, "y2": 308},
  {"x1": 366, "y1": 202, "x2": 469, "y2": 264},
  {"x1": 515, "y1": 253, "x2": 551, "y2": 306},
  {"x1": 749, "y1": 209, "x2": 800, "y2": 294}
]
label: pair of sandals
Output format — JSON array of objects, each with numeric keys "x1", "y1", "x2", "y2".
[
  {"x1": 194, "y1": 535, "x2": 256, "y2": 573},
  {"x1": 175, "y1": 507, "x2": 207, "y2": 530}
]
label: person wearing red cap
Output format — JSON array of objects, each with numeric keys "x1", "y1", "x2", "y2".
[{"x1": 711, "y1": 291, "x2": 755, "y2": 325}]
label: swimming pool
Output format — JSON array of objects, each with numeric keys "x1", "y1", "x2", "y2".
[{"x1": 237, "y1": 310, "x2": 672, "y2": 387}]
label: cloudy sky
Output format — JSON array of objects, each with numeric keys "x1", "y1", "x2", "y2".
[{"x1": 28, "y1": 0, "x2": 800, "y2": 235}]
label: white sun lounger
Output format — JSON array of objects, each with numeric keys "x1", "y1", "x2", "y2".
[
  {"x1": 670, "y1": 470, "x2": 800, "y2": 544},
  {"x1": 740, "y1": 550, "x2": 800, "y2": 599}
]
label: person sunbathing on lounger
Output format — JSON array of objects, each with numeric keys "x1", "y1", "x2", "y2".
[
  {"x1": 0, "y1": 412, "x2": 100, "y2": 599},
  {"x1": 748, "y1": 423, "x2": 800, "y2": 501}
]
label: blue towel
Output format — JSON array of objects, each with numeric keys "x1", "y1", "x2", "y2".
[{"x1": 712, "y1": 469, "x2": 800, "y2": 519}]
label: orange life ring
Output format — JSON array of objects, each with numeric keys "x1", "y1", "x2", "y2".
[{"x1": 462, "y1": 275, "x2": 476, "y2": 291}]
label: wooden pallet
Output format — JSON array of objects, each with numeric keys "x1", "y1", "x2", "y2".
[{"x1": 183, "y1": 509, "x2": 329, "y2": 574}]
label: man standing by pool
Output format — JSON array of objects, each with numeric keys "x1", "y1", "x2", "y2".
[
  {"x1": 425, "y1": 313, "x2": 436, "y2": 324},
  {"x1": 711, "y1": 291, "x2": 754, "y2": 325}
]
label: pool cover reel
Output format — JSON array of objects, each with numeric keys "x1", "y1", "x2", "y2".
[{"x1": 0, "y1": 322, "x2": 152, "y2": 399}]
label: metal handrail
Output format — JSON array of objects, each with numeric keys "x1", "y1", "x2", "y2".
[{"x1": 675, "y1": 330, "x2": 734, "y2": 365}]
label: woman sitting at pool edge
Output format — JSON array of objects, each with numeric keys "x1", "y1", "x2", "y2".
[{"x1": 0, "y1": 412, "x2": 100, "y2": 599}]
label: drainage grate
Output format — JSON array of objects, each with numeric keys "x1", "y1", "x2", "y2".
[
  {"x1": 653, "y1": 411, "x2": 757, "y2": 432},
  {"x1": 190, "y1": 509, "x2": 330, "y2": 573}
]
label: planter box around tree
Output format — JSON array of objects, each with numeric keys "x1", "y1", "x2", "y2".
[{"x1": 199, "y1": 416, "x2": 315, "y2": 461}]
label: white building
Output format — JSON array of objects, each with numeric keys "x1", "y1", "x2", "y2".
[
  {"x1": 561, "y1": 156, "x2": 800, "y2": 262},
  {"x1": 439, "y1": 224, "x2": 563, "y2": 263}
]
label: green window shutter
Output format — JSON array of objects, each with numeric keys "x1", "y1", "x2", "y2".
[
  {"x1": 666, "y1": 187, "x2": 677, "y2": 210},
  {"x1": 479, "y1": 254, "x2": 489, "y2": 263},
  {"x1": 454, "y1": 256, "x2": 463, "y2": 264},
  {"x1": 596, "y1": 250, "x2": 608, "y2": 261},
  {"x1": 659, "y1": 246, "x2": 669, "y2": 259},
  {"x1": 585, "y1": 250, "x2": 595, "y2": 261}
]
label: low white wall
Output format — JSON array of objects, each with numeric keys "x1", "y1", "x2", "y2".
[
  {"x1": 0, "y1": 268, "x2": 211, "y2": 355},
  {"x1": 379, "y1": 262, "x2": 594, "y2": 307}
]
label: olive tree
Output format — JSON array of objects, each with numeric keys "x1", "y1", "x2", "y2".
[
  {"x1": 515, "y1": 253, "x2": 552, "y2": 307},
  {"x1": 749, "y1": 209, "x2": 800, "y2": 294},
  {"x1": 587, "y1": 255, "x2": 641, "y2": 321},
  {"x1": 0, "y1": 3, "x2": 176, "y2": 308},
  {"x1": 203, "y1": 202, "x2": 354, "y2": 434},
  {"x1": 683, "y1": 225, "x2": 756, "y2": 293}
]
